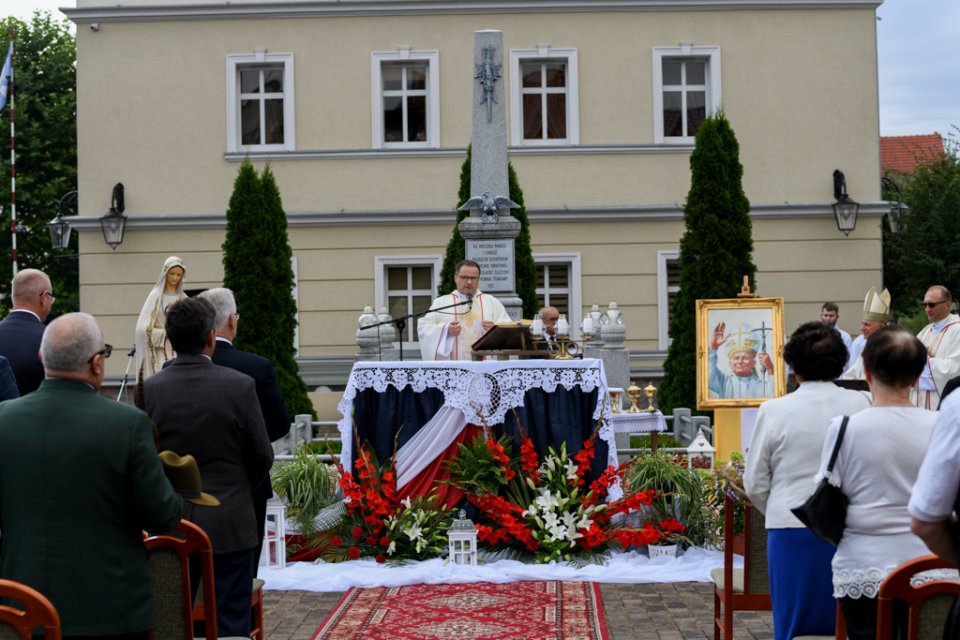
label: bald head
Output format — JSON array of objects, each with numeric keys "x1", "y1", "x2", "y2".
[
  {"x1": 11, "y1": 269, "x2": 53, "y2": 320},
  {"x1": 40, "y1": 313, "x2": 105, "y2": 387},
  {"x1": 539, "y1": 306, "x2": 560, "y2": 336}
]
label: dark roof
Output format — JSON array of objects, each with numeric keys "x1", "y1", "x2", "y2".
[{"x1": 881, "y1": 134, "x2": 945, "y2": 175}]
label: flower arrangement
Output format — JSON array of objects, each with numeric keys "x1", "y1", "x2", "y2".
[
  {"x1": 446, "y1": 424, "x2": 662, "y2": 564},
  {"x1": 312, "y1": 440, "x2": 453, "y2": 563},
  {"x1": 648, "y1": 517, "x2": 687, "y2": 546},
  {"x1": 708, "y1": 452, "x2": 747, "y2": 535}
]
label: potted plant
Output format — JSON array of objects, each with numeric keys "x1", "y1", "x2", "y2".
[
  {"x1": 270, "y1": 446, "x2": 340, "y2": 535},
  {"x1": 647, "y1": 517, "x2": 688, "y2": 557}
]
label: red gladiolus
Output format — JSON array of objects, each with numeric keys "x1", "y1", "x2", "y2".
[{"x1": 348, "y1": 546, "x2": 361, "y2": 560}]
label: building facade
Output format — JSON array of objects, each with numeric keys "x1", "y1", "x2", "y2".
[{"x1": 64, "y1": 0, "x2": 889, "y2": 400}]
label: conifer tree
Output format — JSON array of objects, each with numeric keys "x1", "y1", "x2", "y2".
[
  {"x1": 439, "y1": 147, "x2": 539, "y2": 317},
  {"x1": 658, "y1": 113, "x2": 756, "y2": 414},
  {"x1": 222, "y1": 161, "x2": 314, "y2": 418}
]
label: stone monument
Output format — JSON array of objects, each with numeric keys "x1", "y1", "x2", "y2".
[{"x1": 458, "y1": 30, "x2": 523, "y2": 320}]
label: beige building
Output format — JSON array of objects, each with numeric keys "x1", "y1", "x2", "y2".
[{"x1": 64, "y1": 0, "x2": 889, "y2": 402}]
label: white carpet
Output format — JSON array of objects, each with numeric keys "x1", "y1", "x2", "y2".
[{"x1": 259, "y1": 547, "x2": 739, "y2": 592}]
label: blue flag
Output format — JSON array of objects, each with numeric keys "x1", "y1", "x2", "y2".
[{"x1": 0, "y1": 43, "x2": 12, "y2": 111}]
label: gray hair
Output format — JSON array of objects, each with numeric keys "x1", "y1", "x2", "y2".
[
  {"x1": 40, "y1": 312, "x2": 102, "y2": 373},
  {"x1": 11, "y1": 269, "x2": 50, "y2": 305},
  {"x1": 198, "y1": 287, "x2": 237, "y2": 329}
]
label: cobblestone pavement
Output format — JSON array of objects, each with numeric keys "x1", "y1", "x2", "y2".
[{"x1": 263, "y1": 582, "x2": 774, "y2": 639}]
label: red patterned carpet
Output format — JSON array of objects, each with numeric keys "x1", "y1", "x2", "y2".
[{"x1": 311, "y1": 580, "x2": 610, "y2": 640}]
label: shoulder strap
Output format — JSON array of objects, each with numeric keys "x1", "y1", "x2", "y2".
[{"x1": 826, "y1": 415, "x2": 849, "y2": 473}]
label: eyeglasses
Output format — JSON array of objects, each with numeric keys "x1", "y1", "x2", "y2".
[
  {"x1": 541, "y1": 316, "x2": 560, "y2": 322},
  {"x1": 923, "y1": 300, "x2": 949, "y2": 308},
  {"x1": 88, "y1": 344, "x2": 113, "y2": 362},
  {"x1": 456, "y1": 275, "x2": 479, "y2": 282},
  {"x1": 42, "y1": 291, "x2": 55, "y2": 302}
]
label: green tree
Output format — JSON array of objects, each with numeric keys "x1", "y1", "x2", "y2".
[
  {"x1": 0, "y1": 13, "x2": 77, "y2": 316},
  {"x1": 659, "y1": 113, "x2": 756, "y2": 415},
  {"x1": 222, "y1": 160, "x2": 314, "y2": 418},
  {"x1": 883, "y1": 136, "x2": 960, "y2": 323},
  {"x1": 439, "y1": 146, "x2": 538, "y2": 317}
]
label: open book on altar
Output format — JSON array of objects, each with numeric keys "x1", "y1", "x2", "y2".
[{"x1": 471, "y1": 320, "x2": 541, "y2": 358}]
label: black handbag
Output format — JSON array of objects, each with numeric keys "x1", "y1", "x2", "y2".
[{"x1": 791, "y1": 415, "x2": 850, "y2": 546}]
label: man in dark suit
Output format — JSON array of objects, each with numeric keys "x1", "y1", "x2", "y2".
[
  {"x1": 199, "y1": 287, "x2": 290, "y2": 574},
  {"x1": 0, "y1": 355, "x2": 18, "y2": 401},
  {"x1": 0, "y1": 312, "x2": 182, "y2": 639},
  {"x1": 0, "y1": 268, "x2": 54, "y2": 395},
  {"x1": 143, "y1": 296, "x2": 273, "y2": 638}
]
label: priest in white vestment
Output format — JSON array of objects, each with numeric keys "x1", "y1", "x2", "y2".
[
  {"x1": 912, "y1": 285, "x2": 960, "y2": 409},
  {"x1": 842, "y1": 286, "x2": 891, "y2": 380},
  {"x1": 418, "y1": 259, "x2": 510, "y2": 361}
]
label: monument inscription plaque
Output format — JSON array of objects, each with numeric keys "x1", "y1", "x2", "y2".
[{"x1": 466, "y1": 239, "x2": 515, "y2": 293}]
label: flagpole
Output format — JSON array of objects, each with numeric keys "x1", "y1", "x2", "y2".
[{"x1": 7, "y1": 28, "x2": 15, "y2": 278}]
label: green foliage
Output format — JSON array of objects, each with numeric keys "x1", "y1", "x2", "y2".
[
  {"x1": 270, "y1": 447, "x2": 338, "y2": 534},
  {"x1": 883, "y1": 137, "x2": 960, "y2": 319},
  {"x1": 0, "y1": 14, "x2": 77, "y2": 316},
  {"x1": 222, "y1": 161, "x2": 315, "y2": 418},
  {"x1": 659, "y1": 113, "x2": 755, "y2": 414},
  {"x1": 439, "y1": 146, "x2": 539, "y2": 317}
]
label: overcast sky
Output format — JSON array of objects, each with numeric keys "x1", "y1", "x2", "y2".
[{"x1": 5, "y1": 0, "x2": 958, "y2": 140}]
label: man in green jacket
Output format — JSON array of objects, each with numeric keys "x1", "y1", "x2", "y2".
[{"x1": 0, "y1": 312, "x2": 182, "y2": 639}]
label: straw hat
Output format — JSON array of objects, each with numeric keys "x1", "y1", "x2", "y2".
[{"x1": 159, "y1": 451, "x2": 220, "y2": 507}]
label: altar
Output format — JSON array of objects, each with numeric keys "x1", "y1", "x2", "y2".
[{"x1": 337, "y1": 359, "x2": 624, "y2": 500}]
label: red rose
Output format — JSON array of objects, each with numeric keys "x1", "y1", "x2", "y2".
[
  {"x1": 375, "y1": 555, "x2": 386, "y2": 563},
  {"x1": 331, "y1": 536, "x2": 343, "y2": 547},
  {"x1": 366, "y1": 536, "x2": 377, "y2": 546},
  {"x1": 380, "y1": 536, "x2": 391, "y2": 547},
  {"x1": 352, "y1": 526, "x2": 363, "y2": 539},
  {"x1": 348, "y1": 546, "x2": 361, "y2": 560}
]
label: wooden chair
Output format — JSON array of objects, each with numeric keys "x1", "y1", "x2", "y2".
[
  {"x1": 877, "y1": 554, "x2": 960, "y2": 640},
  {"x1": 711, "y1": 494, "x2": 772, "y2": 640},
  {"x1": 191, "y1": 579, "x2": 265, "y2": 640},
  {"x1": 791, "y1": 601, "x2": 847, "y2": 640},
  {"x1": 0, "y1": 579, "x2": 61, "y2": 640}
]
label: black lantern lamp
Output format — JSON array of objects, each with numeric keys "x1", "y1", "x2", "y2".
[
  {"x1": 99, "y1": 183, "x2": 127, "y2": 250},
  {"x1": 48, "y1": 190, "x2": 77, "y2": 250},
  {"x1": 880, "y1": 175, "x2": 906, "y2": 234},
  {"x1": 832, "y1": 169, "x2": 860, "y2": 236}
]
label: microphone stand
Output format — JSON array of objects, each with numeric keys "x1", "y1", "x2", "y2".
[
  {"x1": 364, "y1": 297, "x2": 473, "y2": 361},
  {"x1": 117, "y1": 344, "x2": 136, "y2": 402}
]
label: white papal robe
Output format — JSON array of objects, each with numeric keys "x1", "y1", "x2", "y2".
[
  {"x1": 417, "y1": 291, "x2": 510, "y2": 361},
  {"x1": 912, "y1": 313, "x2": 960, "y2": 409}
]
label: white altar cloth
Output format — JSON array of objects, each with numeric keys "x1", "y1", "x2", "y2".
[{"x1": 259, "y1": 548, "x2": 736, "y2": 592}]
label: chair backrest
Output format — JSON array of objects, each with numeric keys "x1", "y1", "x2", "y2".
[
  {"x1": 722, "y1": 493, "x2": 770, "y2": 595},
  {"x1": 0, "y1": 579, "x2": 61, "y2": 640},
  {"x1": 144, "y1": 519, "x2": 218, "y2": 640},
  {"x1": 877, "y1": 554, "x2": 960, "y2": 640}
]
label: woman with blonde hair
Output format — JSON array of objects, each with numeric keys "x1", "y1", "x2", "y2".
[{"x1": 135, "y1": 256, "x2": 186, "y2": 380}]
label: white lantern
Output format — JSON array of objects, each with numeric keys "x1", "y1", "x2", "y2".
[
  {"x1": 580, "y1": 314, "x2": 594, "y2": 337},
  {"x1": 530, "y1": 314, "x2": 544, "y2": 340},
  {"x1": 259, "y1": 501, "x2": 287, "y2": 569},
  {"x1": 555, "y1": 314, "x2": 570, "y2": 338},
  {"x1": 447, "y1": 509, "x2": 478, "y2": 566},
  {"x1": 686, "y1": 427, "x2": 716, "y2": 468}
]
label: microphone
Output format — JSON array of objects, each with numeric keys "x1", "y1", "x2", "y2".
[{"x1": 464, "y1": 293, "x2": 473, "y2": 310}]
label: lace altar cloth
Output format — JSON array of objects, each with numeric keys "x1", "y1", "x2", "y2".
[{"x1": 337, "y1": 359, "x2": 615, "y2": 472}]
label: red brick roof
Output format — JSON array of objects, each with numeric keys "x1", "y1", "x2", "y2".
[{"x1": 881, "y1": 134, "x2": 945, "y2": 175}]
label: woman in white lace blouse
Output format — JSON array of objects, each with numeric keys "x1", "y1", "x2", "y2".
[{"x1": 818, "y1": 325, "x2": 937, "y2": 639}]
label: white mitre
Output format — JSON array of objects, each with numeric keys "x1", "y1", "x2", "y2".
[{"x1": 862, "y1": 286, "x2": 891, "y2": 323}]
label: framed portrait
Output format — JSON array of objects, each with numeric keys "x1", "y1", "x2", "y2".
[{"x1": 696, "y1": 297, "x2": 786, "y2": 409}]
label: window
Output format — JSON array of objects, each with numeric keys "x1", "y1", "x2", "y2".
[
  {"x1": 510, "y1": 47, "x2": 579, "y2": 146},
  {"x1": 371, "y1": 50, "x2": 440, "y2": 149},
  {"x1": 652, "y1": 45, "x2": 721, "y2": 144},
  {"x1": 374, "y1": 256, "x2": 442, "y2": 344},
  {"x1": 533, "y1": 253, "x2": 582, "y2": 336},
  {"x1": 226, "y1": 51, "x2": 295, "y2": 153},
  {"x1": 657, "y1": 250, "x2": 681, "y2": 349}
]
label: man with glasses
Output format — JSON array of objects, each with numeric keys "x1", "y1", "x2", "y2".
[
  {"x1": 913, "y1": 285, "x2": 960, "y2": 409},
  {"x1": 0, "y1": 312, "x2": 183, "y2": 639},
  {"x1": 418, "y1": 259, "x2": 510, "y2": 360},
  {"x1": 0, "y1": 268, "x2": 54, "y2": 395}
]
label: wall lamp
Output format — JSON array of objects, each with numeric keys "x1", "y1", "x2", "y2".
[
  {"x1": 47, "y1": 190, "x2": 77, "y2": 250},
  {"x1": 99, "y1": 183, "x2": 127, "y2": 250},
  {"x1": 832, "y1": 170, "x2": 859, "y2": 236},
  {"x1": 880, "y1": 176, "x2": 907, "y2": 234}
]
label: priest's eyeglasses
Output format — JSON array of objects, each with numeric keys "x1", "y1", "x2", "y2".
[
  {"x1": 88, "y1": 344, "x2": 114, "y2": 362},
  {"x1": 923, "y1": 300, "x2": 948, "y2": 308}
]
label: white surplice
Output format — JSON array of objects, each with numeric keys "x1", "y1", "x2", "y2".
[
  {"x1": 417, "y1": 291, "x2": 510, "y2": 361},
  {"x1": 913, "y1": 313, "x2": 960, "y2": 409}
]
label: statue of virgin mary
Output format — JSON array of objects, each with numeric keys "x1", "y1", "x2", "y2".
[{"x1": 134, "y1": 256, "x2": 186, "y2": 381}]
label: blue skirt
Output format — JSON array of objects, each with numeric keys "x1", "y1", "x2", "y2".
[{"x1": 767, "y1": 527, "x2": 837, "y2": 640}]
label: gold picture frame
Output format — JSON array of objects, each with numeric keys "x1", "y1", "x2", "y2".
[{"x1": 696, "y1": 297, "x2": 786, "y2": 409}]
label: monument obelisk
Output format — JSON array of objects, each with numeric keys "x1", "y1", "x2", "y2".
[{"x1": 458, "y1": 29, "x2": 522, "y2": 320}]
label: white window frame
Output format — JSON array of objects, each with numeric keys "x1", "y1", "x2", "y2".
[
  {"x1": 533, "y1": 252, "x2": 582, "y2": 337},
  {"x1": 652, "y1": 45, "x2": 721, "y2": 145},
  {"x1": 371, "y1": 49, "x2": 440, "y2": 149},
  {"x1": 226, "y1": 50, "x2": 296, "y2": 153},
  {"x1": 509, "y1": 46, "x2": 580, "y2": 147},
  {"x1": 657, "y1": 249, "x2": 681, "y2": 350},
  {"x1": 374, "y1": 255, "x2": 443, "y2": 346}
]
